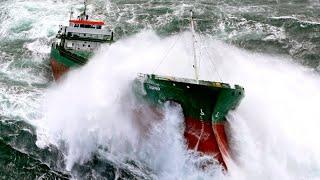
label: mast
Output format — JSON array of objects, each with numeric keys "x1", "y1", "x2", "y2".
[
  {"x1": 84, "y1": 0, "x2": 87, "y2": 16},
  {"x1": 190, "y1": 10, "x2": 199, "y2": 83}
]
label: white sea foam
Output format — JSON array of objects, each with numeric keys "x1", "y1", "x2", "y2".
[
  {"x1": 0, "y1": 0, "x2": 72, "y2": 40},
  {"x1": 34, "y1": 31, "x2": 320, "y2": 179}
]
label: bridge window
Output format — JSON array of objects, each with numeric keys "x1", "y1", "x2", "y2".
[
  {"x1": 66, "y1": 42, "x2": 73, "y2": 48},
  {"x1": 97, "y1": 26, "x2": 102, "y2": 29},
  {"x1": 74, "y1": 24, "x2": 79, "y2": 27}
]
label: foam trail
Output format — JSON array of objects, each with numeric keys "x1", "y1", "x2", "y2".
[{"x1": 35, "y1": 31, "x2": 320, "y2": 179}]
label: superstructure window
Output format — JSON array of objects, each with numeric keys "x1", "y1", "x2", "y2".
[
  {"x1": 74, "y1": 24, "x2": 79, "y2": 27},
  {"x1": 66, "y1": 42, "x2": 73, "y2": 49}
]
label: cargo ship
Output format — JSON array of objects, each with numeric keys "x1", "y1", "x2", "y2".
[
  {"x1": 132, "y1": 11, "x2": 244, "y2": 170},
  {"x1": 50, "y1": 1, "x2": 244, "y2": 170},
  {"x1": 50, "y1": 1, "x2": 113, "y2": 80}
]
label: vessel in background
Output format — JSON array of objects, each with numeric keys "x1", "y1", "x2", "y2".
[{"x1": 50, "y1": 0, "x2": 113, "y2": 80}]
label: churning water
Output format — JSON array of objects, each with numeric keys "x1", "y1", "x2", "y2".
[{"x1": 0, "y1": 0, "x2": 320, "y2": 179}]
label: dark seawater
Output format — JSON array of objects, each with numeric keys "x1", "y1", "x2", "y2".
[{"x1": 0, "y1": 0, "x2": 320, "y2": 179}]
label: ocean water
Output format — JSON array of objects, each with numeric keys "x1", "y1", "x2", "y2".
[{"x1": 0, "y1": 0, "x2": 320, "y2": 179}]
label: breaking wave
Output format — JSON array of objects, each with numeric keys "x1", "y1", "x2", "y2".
[{"x1": 33, "y1": 31, "x2": 320, "y2": 179}]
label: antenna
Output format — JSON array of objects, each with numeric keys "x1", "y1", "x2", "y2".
[
  {"x1": 69, "y1": 8, "x2": 74, "y2": 21},
  {"x1": 84, "y1": 0, "x2": 87, "y2": 15},
  {"x1": 190, "y1": 10, "x2": 199, "y2": 83}
]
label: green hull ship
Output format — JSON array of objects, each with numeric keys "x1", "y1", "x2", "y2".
[
  {"x1": 50, "y1": 2, "x2": 244, "y2": 170},
  {"x1": 50, "y1": 1, "x2": 113, "y2": 80},
  {"x1": 133, "y1": 74, "x2": 244, "y2": 169},
  {"x1": 132, "y1": 12, "x2": 245, "y2": 168}
]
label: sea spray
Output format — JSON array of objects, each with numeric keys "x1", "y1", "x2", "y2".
[
  {"x1": 208, "y1": 40, "x2": 320, "y2": 179},
  {"x1": 35, "y1": 31, "x2": 320, "y2": 179},
  {"x1": 35, "y1": 31, "x2": 227, "y2": 178},
  {"x1": 35, "y1": 31, "x2": 218, "y2": 175}
]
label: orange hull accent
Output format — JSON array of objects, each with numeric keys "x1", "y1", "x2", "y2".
[
  {"x1": 184, "y1": 117, "x2": 229, "y2": 169},
  {"x1": 50, "y1": 59, "x2": 69, "y2": 80}
]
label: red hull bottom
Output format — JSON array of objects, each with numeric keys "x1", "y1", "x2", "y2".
[
  {"x1": 184, "y1": 117, "x2": 229, "y2": 169},
  {"x1": 50, "y1": 58, "x2": 69, "y2": 80}
]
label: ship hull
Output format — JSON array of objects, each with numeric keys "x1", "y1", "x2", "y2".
[
  {"x1": 50, "y1": 46, "x2": 84, "y2": 80},
  {"x1": 50, "y1": 58, "x2": 69, "y2": 80},
  {"x1": 184, "y1": 117, "x2": 227, "y2": 168},
  {"x1": 133, "y1": 74, "x2": 244, "y2": 169}
]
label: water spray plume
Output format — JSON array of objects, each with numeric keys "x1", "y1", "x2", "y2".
[{"x1": 35, "y1": 31, "x2": 320, "y2": 179}]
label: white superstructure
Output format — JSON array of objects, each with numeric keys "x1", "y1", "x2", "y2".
[{"x1": 55, "y1": 2, "x2": 113, "y2": 53}]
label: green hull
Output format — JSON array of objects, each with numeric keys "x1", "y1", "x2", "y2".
[
  {"x1": 133, "y1": 74, "x2": 244, "y2": 123},
  {"x1": 50, "y1": 46, "x2": 93, "y2": 79},
  {"x1": 133, "y1": 73, "x2": 244, "y2": 169},
  {"x1": 50, "y1": 46, "x2": 87, "y2": 68}
]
